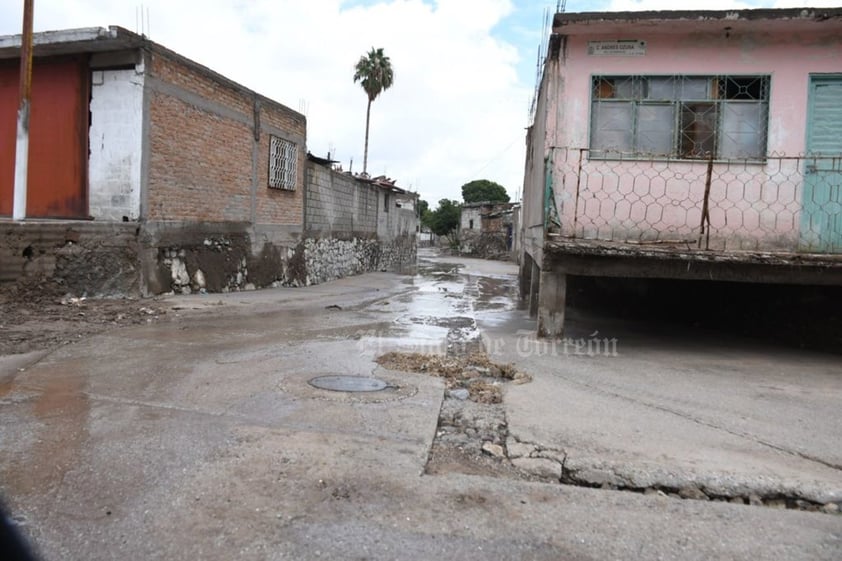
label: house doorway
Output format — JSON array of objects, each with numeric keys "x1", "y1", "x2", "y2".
[{"x1": 800, "y1": 75, "x2": 842, "y2": 253}]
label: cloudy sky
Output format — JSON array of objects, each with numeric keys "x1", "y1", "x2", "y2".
[{"x1": 1, "y1": 0, "x2": 839, "y2": 207}]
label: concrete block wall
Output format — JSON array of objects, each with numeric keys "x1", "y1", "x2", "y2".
[
  {"x1": 377, "y1": 193, "x2": 418, "y2": 241},
  {"x1": 303, "y1": 161, "x2": 418, "y2": 284},
  {"x1": 305, "y1": 162, "x2": 378, "y2": 236}
]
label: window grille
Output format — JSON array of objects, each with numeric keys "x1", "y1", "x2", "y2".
[
  {"x1": 590, "y1": 75, "x2": 770, "y2": 160},
  {"x1": 269, "y1": 135, "x2": 297, "y2": 190}
]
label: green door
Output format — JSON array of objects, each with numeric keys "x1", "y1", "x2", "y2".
[{"x1": 801, "y1": 76, "x2": 842, "y2": 253}]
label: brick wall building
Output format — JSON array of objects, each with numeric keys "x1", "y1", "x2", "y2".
[
  {"x1": 0, "y1": 26, "x2": 417, "y2": 295},
  {"x1": 0, "y1": 26, "x2": 400, "y2": 295}
]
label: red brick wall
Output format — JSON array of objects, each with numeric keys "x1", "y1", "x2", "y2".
[
  {"x1": 255, "y1": 104, "x2": 305, "y2": 225},
  {"x1": 147, "y1": 91, "x2": 253, "y2": 222},
  {"x1": 146, "y1": 50, "x2": 305, "y2": 227}
]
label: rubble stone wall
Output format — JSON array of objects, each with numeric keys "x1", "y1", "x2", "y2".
[
  {"x1": 0, "y1": 222, "x2": 141, "y2": 296},
  {"x1": 303, "y1": 160, "x2": 418, "y2": 285},
  {"x1": 302, "y1": 233, "x2": 416, "y2": 286}
]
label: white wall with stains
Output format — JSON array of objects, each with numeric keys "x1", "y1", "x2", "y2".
[{"x1": 88, "y1": 67, "x2": 144, "y2": 221}]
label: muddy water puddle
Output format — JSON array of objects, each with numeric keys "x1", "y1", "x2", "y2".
[{"x1": 356, "y1": 255, "x2": 525, "y2": 360}]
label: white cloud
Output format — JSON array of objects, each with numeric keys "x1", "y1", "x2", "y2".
[
  {"x1": 1, "y1": 1, "x2": 837, "y2": 207},
  {"x1": 0, "y1": 0, "x2": 530, "y2": 205}
]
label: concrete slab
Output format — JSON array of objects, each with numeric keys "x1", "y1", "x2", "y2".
[
  {"x1": 480, "y1": 287, "x2": 842, "y2": 504},
  {"x1": 1, "y1": 249, "x2": 840, "y2": 560}
]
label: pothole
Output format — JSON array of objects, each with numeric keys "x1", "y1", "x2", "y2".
[{"x1": 375, "y1": 351, "x2": 531, "y2": 404}]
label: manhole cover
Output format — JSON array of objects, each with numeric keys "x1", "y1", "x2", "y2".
[{"x1": 308, "y1": 375, "x2": 389, "y2": 393}]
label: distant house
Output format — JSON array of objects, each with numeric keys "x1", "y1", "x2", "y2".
[
  {"x1": 0, "y1": 27, "x2": 416, "y2": 295},
  {"x1": 521, "y1": 8, "x2": 842, "y2": 336},
  {"x1": 460, "y1": 201, "x2": 519, "y2": 259}
]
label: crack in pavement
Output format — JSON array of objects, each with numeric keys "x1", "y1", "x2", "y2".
[{"x1": 546, "y1": 369, "x2": 842, "y2": 473}]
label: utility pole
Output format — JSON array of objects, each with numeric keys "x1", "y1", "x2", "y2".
[{"x1": 13, "y1": 0, "x2": 34, "y2": 220}]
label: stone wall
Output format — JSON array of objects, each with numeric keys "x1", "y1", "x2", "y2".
[
  {"x1": 460, "y1": 230, "x2": 511, "y2": 260},
  {"x1": 302, "y1": 159, "x2": 418, "y2": 285},
  {"x1": 302, "y1": 233, "x2": 417, "y2": 286},
  {"x1": 0, "y1": 222, "x2": 141, "y2": 296}
]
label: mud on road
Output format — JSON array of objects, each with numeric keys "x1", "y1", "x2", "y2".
[{"x1": 0, "y1": 278, "x2": 168, "y2": 356}]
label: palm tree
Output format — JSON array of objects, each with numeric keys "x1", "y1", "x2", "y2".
[{"x1": 353, "y1": 47, "x2": 394, "y2": 175}]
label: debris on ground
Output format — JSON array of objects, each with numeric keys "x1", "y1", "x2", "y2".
[
  {"x1": 0, "y1": 277, "x2": 169, "y2": 355},
  {"x1": 375, "y1": 351, "x2": 532, "y2": 403},
  {"x1": 376, "y1": 349, "x2": 536, "y2": 479}
]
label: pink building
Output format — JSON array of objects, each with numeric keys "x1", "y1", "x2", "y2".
[{"x1": 520, "y1": 8, "x2": 842, "y2": 337}]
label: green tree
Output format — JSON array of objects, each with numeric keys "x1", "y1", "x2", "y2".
[
  {"x1": 427, "y1": 199, "x2": 461, "y2": 238},
  {"x1": 461, "y1": 179, "x2": 510, "y2": 203},
  {"x1": 353, "y1": 47, "x2": 394, "y2": 175},
  {"x1": 417, "y1": 199, "x2": 431, "y2": 228}
]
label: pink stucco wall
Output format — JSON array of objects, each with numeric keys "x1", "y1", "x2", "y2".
[{"x1": 543, "y1": 20, "x2": 842, "y2": 251}]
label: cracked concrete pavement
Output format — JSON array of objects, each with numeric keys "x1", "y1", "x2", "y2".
[
  {"x1": 0, "y1": 248, "x2": 840, "y2": 559},
  {"x1": 479, "y1": 300, "x2": 842, "y2": 504}
]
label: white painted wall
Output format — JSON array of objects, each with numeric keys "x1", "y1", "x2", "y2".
[
  {"x1": 461, "y1": 206, "x2": 482, "y2": 231},
  {"x1": 88, "y1": 67, "x2": 144, "y2": 221}
]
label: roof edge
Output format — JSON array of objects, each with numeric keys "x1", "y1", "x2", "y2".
[
  {"x1": 0, "y1": 25, "x2": 306, "y2": 123},
  {"x1": 0, "y1": 26, "x2": 137, "y2": 50},
  {"x1": 554, "y1": 7, "x2": 842, "y2": 28}
]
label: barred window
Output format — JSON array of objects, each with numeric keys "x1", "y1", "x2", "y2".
[
  {"x1": 268, "y1": 135, "x2": 297, "y2": 190},
  {"x1": 590, "y1": 75, "x2": 770, "y2": 160}
]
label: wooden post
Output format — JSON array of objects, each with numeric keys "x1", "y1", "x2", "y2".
[{"x1": 13, "y1": 0, "x2": 34, "y2": 221}]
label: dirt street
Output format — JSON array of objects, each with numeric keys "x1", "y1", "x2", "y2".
[
  {"x1": 0, "y1": 248, "x2": 840, "y2": 560},
  {"x1": 0, "y1": 277, "x2": 168, "y2": 356}
]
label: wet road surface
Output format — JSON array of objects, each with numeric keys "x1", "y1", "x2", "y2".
[{"x1": 0, "y1": 248, "x2": 840, "y2": 560}]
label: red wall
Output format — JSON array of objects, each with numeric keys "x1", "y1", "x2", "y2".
[{"x1": 0, "y1": 57, "x2": 88, "y2": 218}]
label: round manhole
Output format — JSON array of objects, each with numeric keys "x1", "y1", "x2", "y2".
[{"x1": 308, "y1": 375, "x2": 389, "y2": 393}]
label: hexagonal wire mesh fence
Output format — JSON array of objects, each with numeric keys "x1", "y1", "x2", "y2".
[{"x1": 548, "y1": 148, "x2": 842, "y2": 254}]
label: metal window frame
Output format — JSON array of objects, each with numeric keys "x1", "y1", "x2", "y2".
[
  {"x1": 268, "y1": 135, "x2": 297, "y2": 190},
  {"x1": 589, "y1": 75, "x2": 770, "y2": 162}
]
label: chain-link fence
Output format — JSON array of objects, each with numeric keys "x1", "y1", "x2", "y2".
[{"x1": 549, "y1": 148, "x2": 842, "y2": 254}]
